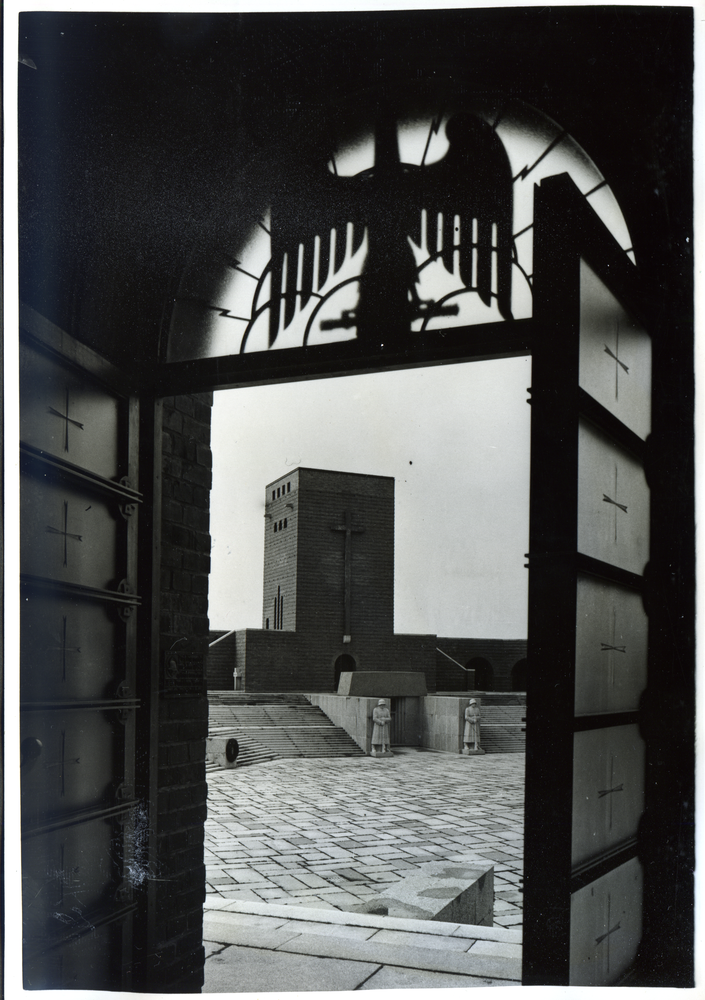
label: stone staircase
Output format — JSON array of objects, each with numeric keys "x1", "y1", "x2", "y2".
[
  {"x1": 479, "y1": 705, "x2": 526, "y2": 753},
  {"x1": 207, "y1": 692, "x2": 365, "y2": 770}
]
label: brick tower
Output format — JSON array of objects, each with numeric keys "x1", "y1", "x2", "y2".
[
  {"x1": 216, "y1": 466, "x2": 437, "y2": 692},
  {"x1": 263, "y1": 468, "x2": 395, "y2": 650}
]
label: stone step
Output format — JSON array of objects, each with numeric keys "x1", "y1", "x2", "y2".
[
  {"x1": 203, "y1": 900, "x2": 522, "y2": 985},
  {"x1": 478, "y1": 707, "x2": 526, "y2": 753},
  {"x1": 207, "y1": 701, "x2": 366, "y2": 770},
  {"x1": 208, "y1": 691, "x2": 312, "y2": 706}
]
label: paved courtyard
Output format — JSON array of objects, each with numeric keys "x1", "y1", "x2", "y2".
[{"x1": 205, "y1": 748, "x2": 524, "y2": 929}]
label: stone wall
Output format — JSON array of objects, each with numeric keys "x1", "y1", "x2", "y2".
[
  {"x1": 306, "y1": 694, "x2": 374, "y2": 753},
  {"x1": 152, "y1": 392, "x2": 212, "y2": 991},
  {"x1": 420, "y1": 696, "x2": 479, "y2": 753},
  {"x1": 310, "y1": 693, "x2": 482, "y2": 755}
]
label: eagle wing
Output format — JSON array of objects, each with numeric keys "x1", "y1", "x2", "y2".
[
  {"x1": 409, "y1": 115, "x2": 514, "y2": 321},
  {"x1": 268, "y1": 167, "x2": 367, "y2": 346}
]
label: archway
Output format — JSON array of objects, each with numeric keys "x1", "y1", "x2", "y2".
[
  {"x1": 511, "y1": 658, "x2": 527, "y2": 692},
  {"x1": 466, "y1": 657, "x2": 493, "y2": 691},
  {"x1": 16, "y1": 16, "x2": 692, "y2": 987},
  {"x1": 334, "y1": 653, "x2": 357, "y2": 691}
]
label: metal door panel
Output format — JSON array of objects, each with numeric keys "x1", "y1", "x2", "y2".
[
  {"x1": 577, "y1": 421, "x2": 649, "y2": 575},
  {"x1": 579, "y1": 260, "x2": 651, "y2": 440},
  {"x1": 574, "y1": 576, "x2": 648, "y2": 716},
  {"x1": 21, "y1": 475, "x2": 120, "y2": 589},
  {"x1": 21, "y1": 593, "x2": 124, "y2": 702},
  {"x1": 23, "y1": 914, "x2": 130, "y2": 991},
  {"x1": 22, "y1": 815, "x2": 122, "y2": 943},
  {"x1": 20, "y1": 319, "x2": 139, "y2": 990},
  {"x1": 20, "y1": 340, "x2": 121, "y2": 479},
  {"x1": 21, "y1": 708, "x2": 123, "y2": 824},
  {"x1": 524, "y1": 177, "x2": 651, "y2": 986},
  {"x1": 569, "y1": 857, "x2": 643, "y2": 986},
  {"x1": 572, "y1": 726, "x2": 645, "y2": 868}
]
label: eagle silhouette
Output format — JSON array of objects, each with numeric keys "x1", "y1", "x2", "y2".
[{"x1": 267, "y1": 112, "x2": 514, "y2": 351}]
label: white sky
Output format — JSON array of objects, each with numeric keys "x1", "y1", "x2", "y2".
[{"x1": 209, "y1": 355, "x2": 532, "y2": 638}]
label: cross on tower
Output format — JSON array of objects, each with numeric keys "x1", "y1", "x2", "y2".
[
  {"x1": 48, "y1": 387, "x2": 84, "y2": 453},
  {"x1": 46, "y1": 500, "x2": 83, "y2": 567},
  {"x1": 50, "y1": 615, "x2": 82, "y2": 681},
  {"x1": 330, "y1": 511, "x2": 365, "y2": 639}
]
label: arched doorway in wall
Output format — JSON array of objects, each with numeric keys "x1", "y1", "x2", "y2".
[
  {"x1": 511, "y1": 658, "x2": 527, "y2": 691},
  {"x1": 15, "y1": 73, "x2": 665, "y2": 991},
  {"x1": 466, "y1": 657, "x2": 493, "y2": 691},
  {"x1": 15, "y1": 9, "x2": 693, "y2": 992},
  {"x1": 334, "y1": 653, "x2": 356, "y2": 691},
  {"x1": 188, "y1": 92, "x2": 653, "y2": 988}
]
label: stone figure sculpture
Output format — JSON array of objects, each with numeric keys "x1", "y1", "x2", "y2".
[
  {"x1": 371, "y1": 698, "x2": 392, "y2": 756},
  {"x1": 463, "y1": 699, "x2": 485, "y2": 755}
]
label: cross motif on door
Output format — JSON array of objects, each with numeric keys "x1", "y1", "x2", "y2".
[
  {"x1": 43, "y1": 731, "x2": 81, "y2": 796},
  {"x1": 46, "y1": 500, "x2": 83, "y2": 567},
  {"x1": 602, "y1": 465, "x2": 627, "y2": 543},
  {"x1": 48, "y1": 387, "x2": 84, "y2": 453},
  {"x1": 597, "y1": 754, "x2": 624, "y2": 830},
  {"x1": 50, "y1": 615, "x2": 82, "y2": 681},
  {"x1": 594, "y1": 893, "x2": 621, "y2": 976},
  {"x1": 603, "y1": 320, "x2": 629, "y2": 402},
  {"x1": 56, "y1": 843, "x2": 81, "y2": 905},
  {"x1": 600, "y1": 606, "x2": 626, "y2": 688},
  {"x1": 331, "y1": 511, "x2": 364, "y2": 638}
]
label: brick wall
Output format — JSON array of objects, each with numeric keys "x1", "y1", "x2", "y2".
[
  {"x1": 206, "y1": 630, "x2": 237, "y2": 689},
  {"x1": 152, "y1": 392, "x2": 212, "y2": 991},
  {"x1": 435, "y1": 638, "x2": 527, "y2": 692},
  {"x1": 295, "y1": 469, "x2": 395, "y2": 640},
  {"x1": 232, "y1": 627, "x2": 436, "y2": 693},
  {"x1": 263, "y1": 469, "x2": 300, "y2": 630}
]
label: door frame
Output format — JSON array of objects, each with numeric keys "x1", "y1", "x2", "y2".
[{"x1": 148, "y1": 173, "x2": 685, "y2": 984}]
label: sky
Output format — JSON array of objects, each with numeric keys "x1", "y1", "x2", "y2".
[{"x1": 209, "y1": 355, "x2": 532, "y2": 638}]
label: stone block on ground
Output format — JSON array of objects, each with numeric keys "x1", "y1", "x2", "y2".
[{"x1": 353, "y1": 861, "x2": 493, "y2": 926}]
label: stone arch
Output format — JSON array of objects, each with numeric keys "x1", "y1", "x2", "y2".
[
  {"x1": 466, "y1": 657, "x2": 493, "y2": 691},
  {"x1": 334, "y1": 653, "x2": 357, "y2": 691},
  {"x1": 511, "y1": 658, "x2": 527, "y2": 691}
]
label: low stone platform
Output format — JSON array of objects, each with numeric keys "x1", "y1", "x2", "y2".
[{"x1": 354, "y1": 860, "x2": 493, "y2": 925}]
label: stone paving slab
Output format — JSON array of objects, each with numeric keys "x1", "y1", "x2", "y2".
[
  {"x1": 276, "y1": 931, "x2": 522, "y2": 980},
  {"x1": 204, "y1": 945, "x2": 380, "y2": 993},
  {"x1": 357, "y1": 965, "x2": 510, "y2": 989},
  {"x1": 206, "y1": 750, "x2": 524, "y2": 928}
]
